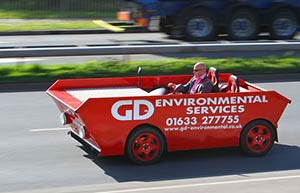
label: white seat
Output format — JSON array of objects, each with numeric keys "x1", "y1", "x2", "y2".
[
  {"x1": 148, "y1": 87, "x2": 166, "y2": 96},
  {"x1": 239, "y1": 87, "x2": 249, "y2": 92}
]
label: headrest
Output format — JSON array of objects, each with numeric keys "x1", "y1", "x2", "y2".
[
  {"x1": 207, "y1": 67, "x2": 219, "y2": 92},
  {"x1": 227, "y1": 75, "x2": 239, "y2": 93}
]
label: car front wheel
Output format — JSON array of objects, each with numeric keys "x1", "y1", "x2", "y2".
[{"x1": 126, "y1": 127, "x2": 165, "y2": 165}]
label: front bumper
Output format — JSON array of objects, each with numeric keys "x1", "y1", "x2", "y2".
[{"x1": 69, "y1": 129, "x2": 101, "y2": 154}]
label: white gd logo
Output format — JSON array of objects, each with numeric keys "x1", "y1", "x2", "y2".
[{"x1": 111, "y1": 100, "x2": 154, "y2": 121}]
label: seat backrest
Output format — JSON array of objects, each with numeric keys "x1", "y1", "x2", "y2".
[
  {"x1": 226, "y1": 75, "x2": 240, "y2": 93},
  {"x1": 207, "y1": 67, "x2": 219, "y2": 92}
]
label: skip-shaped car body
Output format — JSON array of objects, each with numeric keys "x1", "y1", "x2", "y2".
[{"x1": 47, "y1": 72, "x2": 291, "y2": 164}]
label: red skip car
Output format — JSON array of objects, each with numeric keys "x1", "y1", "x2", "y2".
[{"x1": 47, "y1": 69, "x2": 291, "y2": 165}]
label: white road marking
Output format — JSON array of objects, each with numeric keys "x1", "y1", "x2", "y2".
[
  {"x1": 0, "y1": 58, "x2": 44, "y2": 64},
  {"x1": 94, "y1": 174, "x2": 300, "y2": 193},
  {"x1": 29, "y1": 127, "x2": 69, "y2": 132}
]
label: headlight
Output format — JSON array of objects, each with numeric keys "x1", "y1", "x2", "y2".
[
  {"x1": 60, "y1": 112, "x2": 67, "y2": 125},
  {"x1": 60, "y1": 112, "x2": 72, "y2": 125},
  {"x1": 79, "y1": 126, "x2": 86, "y2": 139}
]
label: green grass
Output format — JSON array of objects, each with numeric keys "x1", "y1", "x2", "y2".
[
  {"x1": 1, "y1": 56, "x2": 300, "y2": 84},
  {"x1": 0, "y1": 20, "x2": 138, "y2": 31},
  {"x1": 0, "y1": 1, "x2": 120, "y2": 31},
  {"x1": 0, "y1": 0, "x2": 121, "y2": 19},
  {"x1": 0, "y1": 21, "x2": 102, "y2": 31},
  {"x1": 0, "y1": 10, "x2": 117, "y2": 19}
]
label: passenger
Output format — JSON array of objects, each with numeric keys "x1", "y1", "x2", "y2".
[{"x1": 168, "y1": 62, "x2": 213, "y2": 94}]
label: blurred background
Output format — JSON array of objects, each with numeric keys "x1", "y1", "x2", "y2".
[{"x1": 0, "y1": 0, "x2": 121, "y2": 19}]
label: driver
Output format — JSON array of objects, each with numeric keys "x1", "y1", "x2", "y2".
[{"x1": 168, "y1": 62, "x2": 213, "y2": 94}]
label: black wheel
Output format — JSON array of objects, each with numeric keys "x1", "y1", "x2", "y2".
[
  {"x1": 160, "y1": 17, "x2": 173, "y2": 35},
  {"x1": 240, "y1": 120, "x2": 275, "y2": 157},
  {"x1": 183, "y1": 9, "x2": 217, "y2": 41},
  {"x1": 126, "y1": 127, "x2": 165, "y2": 165},
  {"x1": 270, "y1": 9, "x2": 298, "y2": 40},
  {"x1": 161, "y1": 26, "x2": 172, "y2": 35},
  {"x1": 228, "y1": 9, "x2": 258, "y2": 40}
]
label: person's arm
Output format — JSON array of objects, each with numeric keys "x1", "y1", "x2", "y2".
[
  {"x1": 168, "y1": 78, "x2": 194, "y2": 94},
  {"x1": 175, "y1": 78, "x2": 194, "y2": 93}
]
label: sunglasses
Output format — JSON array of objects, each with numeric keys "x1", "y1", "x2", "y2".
[{"x1": 193, "y1": 68, "x2": 205, "y2": 72}]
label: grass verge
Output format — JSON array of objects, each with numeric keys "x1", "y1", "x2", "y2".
[
  {"x1": 1, "y1": 56, "x2": 300, "y2": 84},
  {"x1": 0, "y1": 20, "x2": 137, "y2": 32},
  {"x1": 0, "y1": 20, "x2": 103, "y2": 31},
  {"x1": 0, "y1": 10, "x2": 116, "y2": 19}
]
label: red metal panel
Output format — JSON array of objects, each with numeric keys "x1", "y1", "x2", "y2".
[{"x1": 47, "y1": 73, "x2": 291, "y2": 157}]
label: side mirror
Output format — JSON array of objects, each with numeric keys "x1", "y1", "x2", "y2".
[
  {"x1": 137, "y1": 66, "x2": 142, "y2": 87},
  {"x1": 137, "y1": 66, "x2": 142, "y2": 76}
]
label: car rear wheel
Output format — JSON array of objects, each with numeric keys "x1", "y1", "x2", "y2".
[
  {"x1": 126, "y1": 127, "x2": 165, "y2": 165},
  {"x1": 240, "y1": 120, "x2": 275, "y2": 156},
  {"x1": 270, "y1": 9, "x2": 298, "y2": 40},
  {"x1": 228, "y1": 9, "x2": 258, "y2": 40}
]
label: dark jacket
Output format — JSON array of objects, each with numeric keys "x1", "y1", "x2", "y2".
[{"x1": 175, "y1": 75, "x2": 213, "y2": 94}]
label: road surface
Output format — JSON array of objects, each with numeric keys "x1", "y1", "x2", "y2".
[{"x1": 0, "y1": 80, "x2": 299, "y2": 193}]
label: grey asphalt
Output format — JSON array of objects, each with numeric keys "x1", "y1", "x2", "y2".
[
  {"x1": 1, "y1": 25, "x2": 300, "y2": 192},
  {"x1": 1, "y1": 33, "x2": 300, "y2": 67},
  {"x1": 0, "y1": 81, "x2": 300, "y2": 193}
]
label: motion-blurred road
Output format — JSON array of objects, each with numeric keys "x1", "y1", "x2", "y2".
[
  {"x1": 0, "y1": 32, "x2": 300, "y2": 65},
  {"x1": 1, "y1": 81, "x2": 299, "y2": 193}
]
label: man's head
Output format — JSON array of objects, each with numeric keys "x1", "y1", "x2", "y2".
[{"x1": 193, "y1": 62, "x2": 207, "y2": 78}]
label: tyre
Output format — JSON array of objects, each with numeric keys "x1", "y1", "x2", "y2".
[
  {"x1": 240, "y1": 120, "x2": 275, "y2": 157},
  {"x1": 270, "y1": 9, "x2": 298, "y2": 40},
  {"x1": 228, "y1": 9, "x2": 258, "y2": 40},
  {"x1": 126, "y1": 127, "x2": 165, "y2": 165},
  {"x1": 183, "y1": 9, "x2": 217, "y2": 41}
]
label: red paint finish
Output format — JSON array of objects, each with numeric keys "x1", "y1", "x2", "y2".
[
  {"x1": 131, "y1": 132, "x2": 161, "y2": 162},
  {"x1": 246, "y1": 124, "x2": 273, "y2": 153},
  {"x1": 46, "y1": 73, "x2": 291, "y2": 161}
]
